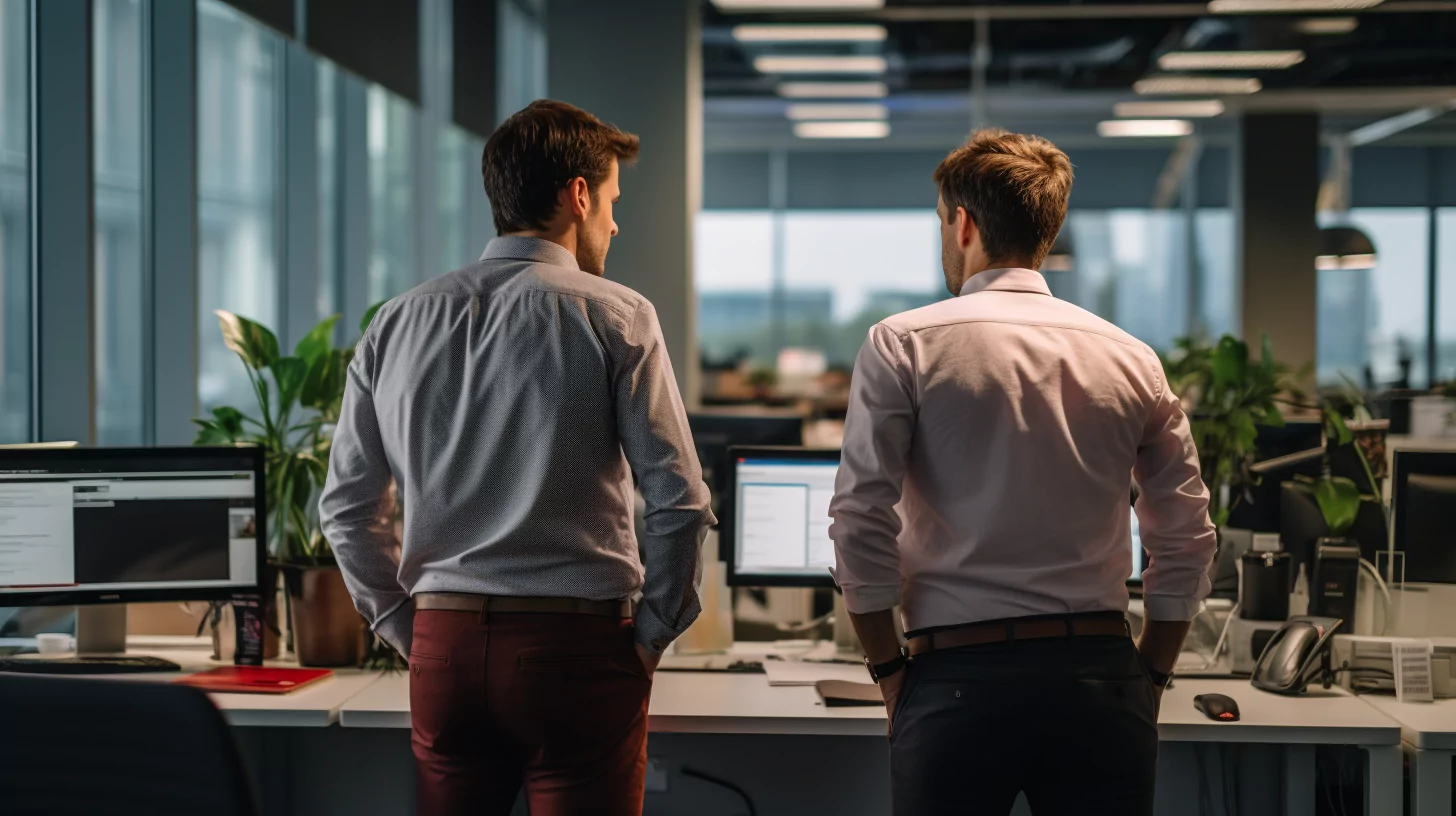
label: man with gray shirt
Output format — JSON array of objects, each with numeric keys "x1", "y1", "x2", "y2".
[{"x1": 320, "y1": 100, "x2": 713, "y2": 816}]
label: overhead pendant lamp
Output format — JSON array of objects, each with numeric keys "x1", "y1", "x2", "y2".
[{"x1": 1317, "y1": 226, "x2": 1378, "y2": 271}]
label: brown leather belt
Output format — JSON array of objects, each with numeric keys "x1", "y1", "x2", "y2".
[
  {"x1": 414, "y1": 592, "x2": 633, "y2": 618},
  {"x1": 907, "y1": 614, "x2": 1129, "y2": 657}
]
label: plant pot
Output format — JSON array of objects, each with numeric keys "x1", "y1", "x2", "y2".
[{"x1": 284, "y1": 564, "x2": 365, "y2": 668}]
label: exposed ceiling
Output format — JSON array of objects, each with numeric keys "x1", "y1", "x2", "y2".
[{"x1": 701, "y1": 0, "x2": 1456, "y2": 150}]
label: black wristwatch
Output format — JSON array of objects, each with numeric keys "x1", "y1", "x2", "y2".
[
  {"x1": 865, "y1": 648, "x2": 910, "y2": 684},
  {"x1": 1146, "y1": 665, "x2": 1174, "y2": 689}
]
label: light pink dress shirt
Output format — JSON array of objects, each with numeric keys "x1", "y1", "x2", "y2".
[{"x1": 829, "y1": 268, "x2": 1216, "y2": 630}]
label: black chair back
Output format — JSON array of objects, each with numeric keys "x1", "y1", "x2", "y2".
[{"x1": 0, "y1": 673, "x2": 257, "y2": 816}]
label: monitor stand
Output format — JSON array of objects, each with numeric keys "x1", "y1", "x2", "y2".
[
  {"x1": 76, "y1": 605, "x2": 128, "y2": 654},
  {"x1": 0, "y1": 606, "x2": 180, "y2": 674}
]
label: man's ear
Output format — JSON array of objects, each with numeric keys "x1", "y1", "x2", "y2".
[
  {"x1": 956, "y1": 206, "x2": 977, "y2": 250},
  {"x1": 560, "y1": 177, "x2": 591, "y2": 221}
]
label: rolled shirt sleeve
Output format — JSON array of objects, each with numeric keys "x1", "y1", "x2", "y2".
[
  {"x1": 1133, "y1": 370, "x2": 1218, "y2": 622},
  {"x1": 611, "y1": 300, "x2": 716, "y2": 652},
  {"x1": 829, "y1": 323, "x2": 917, "y2": 615},
  {"x1": 319, "y1": 327, "x2": 414, "y2": 657}
]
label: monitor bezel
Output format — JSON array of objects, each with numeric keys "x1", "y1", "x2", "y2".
[
  {"x1": 1391, "y1": 448, "x2": 1456, "y2": 580},
  {"x1": 0, "y1": 446, "x2": 268, "y2": 607},
  {"x1": 722, "y1": 445, "x2": 840, "y2": 589}
]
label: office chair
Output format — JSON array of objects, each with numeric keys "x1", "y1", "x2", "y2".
[{"x1": 0, "y1": 673, "x2": 258, "y2": 816}]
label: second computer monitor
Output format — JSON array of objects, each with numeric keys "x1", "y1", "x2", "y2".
[
  {"x1": 1393, "y1": 449, "x2": 1456, "y2": 584},
  {"x1": 723, "y1": 446, "x2": 838, "y2": 588}
]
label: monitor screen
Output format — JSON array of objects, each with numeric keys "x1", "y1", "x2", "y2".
[
  {"x1": 1393, "y1": 450, "x2": 1456, "y2": 584},
  {"x1": 688, "y1": 413, "x2": 804, "y2": 511},
  {"x1": 0, "y1": 448, "x2": 264, "y2": 605},
  {"x1": 725, "y1": 449, "x2": 838, "y2": 587}
]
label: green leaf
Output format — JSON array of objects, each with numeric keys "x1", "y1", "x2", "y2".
[
  {"x1": 270, "y1": 357, "x2": 308, "y2": 416},
  {"x1": 294, "y1": 315, "x2": 340, "y2": 366},
  {"x1": 1314, "y1": 476, "x2": 1362, "y2": 536},
  {"x1": 1211, "y1": 336, "x2": 1248, "y2": 386},
  {"x1": 1325, "y1": 407, "x2": 1355, "y2": 446},
  {"x1": 1262, "y1": 406, "x2": 1286, "y2": 428},
  {"x1": 215, "y1": 310, "x2": 280, "y2": 370},
  {"x1": 360, "y1": 301, "x2": 386, "y2": 335},
  {"x1": 299, "y1": 348, "x2": 345, "y2": 413},
  {"x1": 1260, "y1": 334, "x2": 1275, "y2": 377}
]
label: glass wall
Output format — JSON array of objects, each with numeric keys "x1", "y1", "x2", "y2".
[
  {"x1": 697, "y1": 211, "x2": 943, "y2": 369},
  {"x1": 1059, "y1": 210, "x2": 1192, "y2": 353},
  {"x1": 1317, "y1": 208, "x2": 1430, "y2": 389},
  {"x1": 696, "y1": 208, "x2": 1238, "y2": 376},
  {"x1": 0, "y1": 0, "x2": 28, "y2": 442},
  {"x1": 367, "y1": 85, "x2": 416, "y2": 302},
  {"x1": 93, "y1": 0, "x2": 145, "y2": 444},
  {"x1": 316, "y1": 60, "x2": 339, "y2": 322},
  {"x1": 196, "y1": 0, "x2": 281, "y2": 413},
  {"x1": 1438, "y1": 208, "x2": 1456, "y2": 385},
  {"x1": 436, "y1": 124, "x2": 471, "y2": 270}
]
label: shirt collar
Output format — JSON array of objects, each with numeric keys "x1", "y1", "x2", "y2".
[
  {"x1": 480, "y1": 236, "x2": 581, "y2": 271},
  {"x1": 959, "y1": 267, "x2": 1052, "y2": 298}
]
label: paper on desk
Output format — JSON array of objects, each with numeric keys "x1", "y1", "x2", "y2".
[
  {"x1": 763, "y1": 660, "x2": 868, "y2": 687},
  {"x1": 1393, "y1": 639, "x2": 1435, "y2": 704}
]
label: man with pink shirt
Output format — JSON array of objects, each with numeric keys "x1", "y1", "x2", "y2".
[{"x1": 830, "y1": 129, "x2": 1217, "y2": 816}]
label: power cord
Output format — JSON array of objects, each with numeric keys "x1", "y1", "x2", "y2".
[{"x1": 681, "y1": 766, "x2": 758, "y2": 816}]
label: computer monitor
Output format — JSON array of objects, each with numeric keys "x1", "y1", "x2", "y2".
[
  {"x1": 688, "y1": 411, "x2": 805, "y2": 512},
  {"x1": 0, "y1": 447, "x2": 265, "y2": 608},
  {"x1": 1392, "y1": 450, "x2": 1456, "y2": 584},
  {"x1": 722, "y1": 446, "x2": 838, "y2": 588}
]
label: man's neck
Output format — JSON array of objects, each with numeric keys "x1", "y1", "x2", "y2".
[
  {"x1": 961, "y1": 257, "x2": 1036, "y2": 290},
  {"x1": 503, "y1": 229, "x2": 577, "y2": 261}
]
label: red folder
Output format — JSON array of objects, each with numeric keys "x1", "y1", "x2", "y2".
[{"x1": 174, "y1": 666, "x2": 333, "y2": 695}]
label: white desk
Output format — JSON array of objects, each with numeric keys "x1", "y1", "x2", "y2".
[
  {"x1": 1163, "y1": 679, "x2": 1403, "y2": 816},
  {"x1": 342, "y1": 669, "x2": 886, "y2": 735},
  {"x1": 1362, "y1": 696, "x2": 1456, "y2": 816},
  {"x1": 15, "y1": 639, "x2": 386, "y2": 729},
  {"x1": 338, "y1": 661, "x2": 1403, "y2": 815}
]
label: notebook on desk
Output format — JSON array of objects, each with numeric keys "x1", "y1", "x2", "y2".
[
  {"x1": 816, "y1": 679, "x2": 885, "y2": 707},
  {"x1": 175, "y1": 666, "x2": 333, "y2": 694}
]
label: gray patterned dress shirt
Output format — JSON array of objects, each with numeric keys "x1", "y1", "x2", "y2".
[{"x1": 320, "y1": 236, "x2": 714, "y2": 658}]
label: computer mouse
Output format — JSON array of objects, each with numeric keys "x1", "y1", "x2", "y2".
[{"x1": 1194, "y1": 693, "x2": 1240, "y2": 722}]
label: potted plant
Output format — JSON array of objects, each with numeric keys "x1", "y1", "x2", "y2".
[
  {"x1": 1160, "y1": 335, "x2": 1307, "y2": 528},
  {"x1": 194, "y1": 305, "x2": 390, "y2": 667}
]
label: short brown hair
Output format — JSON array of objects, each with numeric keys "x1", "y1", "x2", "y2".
[
  {"x1": 933, "y1": 129, "x2": 1073, "y2": 268},
  {"x1": 482, "y1": 100, "x2": 641, "y2": 234}
]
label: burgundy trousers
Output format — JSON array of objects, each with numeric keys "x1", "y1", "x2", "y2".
[{"x1": 409, "y1": 608, "x2": 652, "y2": 816}]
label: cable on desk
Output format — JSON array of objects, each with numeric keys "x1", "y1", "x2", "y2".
[{"x1": 681, "y1": 766, "x2": 758, "y2": 816}]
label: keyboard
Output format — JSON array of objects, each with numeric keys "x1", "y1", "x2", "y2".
[{"x1": 0, "y1": 655, "x2": 183, "y2": 675}]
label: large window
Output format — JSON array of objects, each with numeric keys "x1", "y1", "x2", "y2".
[
  {"x1": 696, "y1": 211, "x2": 942, "y2": 369},
  {"x1": 197, "y1": 0, "x2": 280, "y2": 413},
  {"x1": 93, "y1": 0, "x2": 145, "y2": 445},
  {"x1": 1059, "y1": 210, "x2": 1191, "y2": 353},
  {"x1": 0, "y1": 0, "x2": 28, "y2": 443},
  {"x1": 1317, "y1": 209, "x2": 1430, "y2": 388},
  {"x1": 437, "y1": 124, "x2": 471, "y2": 271},
  {"x1": 316, "y1": 60, "x2": 339, "y2": 323},
  {"x1": 696, "y1": 208, "x2": 1238, "y2": 378},
  {"x1": 1438, "y1": 208, "x2": 1456, "y2": 385},
  {"x1": 367, "y1": 86, "x2": 415, "y2": 302}
]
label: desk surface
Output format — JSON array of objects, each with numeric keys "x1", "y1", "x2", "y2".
[
  {"x1": 340, "y1": 669, "x2": 1402, "y2": 744},
  {"x1": 339, "y1": 669, "x2": 888, "y2": 736},
  {"x1": 20, "y1": 641, "x2": 385, "y2": 729},
  {"x1": 1361, "y1": 695, "x2": 1456, "y2": 750},
  {"x1": 1159, "y1": 679, "x2": 1401, "y2": 746}
]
